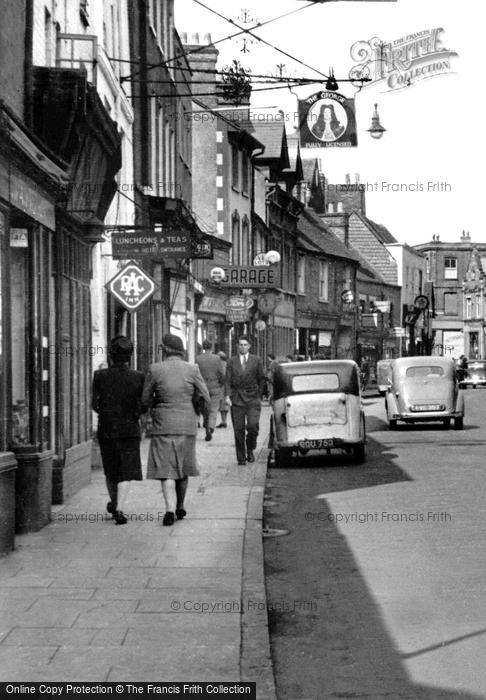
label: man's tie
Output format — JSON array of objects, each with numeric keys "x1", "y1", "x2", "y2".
[{"x1": 242, "y1": 356, "x2": 247, "y2": 370}]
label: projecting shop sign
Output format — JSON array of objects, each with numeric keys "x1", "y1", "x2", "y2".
[
  {"x1": 106, "y1": 262, "x2": 157, "y2": 311},
  {"x1": 218, "y1": 266, "x2": 278, "y2": 289}
]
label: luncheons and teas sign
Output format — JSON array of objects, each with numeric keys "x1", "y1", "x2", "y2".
[
  {"x1": 111, "y1": 211, "x2": 213, "y2": 260},
  {"x1": 298, "y1": 92, "x2": 357, "y2": 148}
]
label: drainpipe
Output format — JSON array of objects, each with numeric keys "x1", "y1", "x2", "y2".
[{"x1": 24, "y1": 0, "x2": 34, "y2": 128}]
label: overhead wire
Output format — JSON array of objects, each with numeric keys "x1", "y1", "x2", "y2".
[
  {"x1": 191, "y1": 0, "x2": 328, "y2": 79},
  {"x1": 122, "y1": 1, "x2": 320, "y2": 81}
]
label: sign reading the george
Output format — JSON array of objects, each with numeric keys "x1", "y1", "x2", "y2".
[
  {"x1": 106, "y1": 262, "x2": 157, "y2": 311},
  {"x1": 298, "y1": 91, "x2": 357, "y2": 148},
  {"x1": 219, "y1": 266, "x2": 278, "y2": 288}
]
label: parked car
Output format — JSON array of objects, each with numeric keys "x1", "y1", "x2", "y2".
[
  {"x1": 377, "y1": 359, "x2": 393, "y2": 396},
  {"x1": 459, "y1": 360, "x2": 486, "y2": 389},
  {"x1": 385, "y1": 356, "x2": 464, "y2": 430},
  {"x1": 268, "y1": 359, "x2": 366, "y2": 467}
]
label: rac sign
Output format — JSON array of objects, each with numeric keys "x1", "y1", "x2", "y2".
[{"x1": 106, "y1": 262, "x2": 157, "y2": 311}]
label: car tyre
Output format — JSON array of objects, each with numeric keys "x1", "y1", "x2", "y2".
[
  {"x1": 352, "y1": 443, "x2": 366, "y2": 463},
  {"x1": 274, "y1": 447, "x2": 291, "y2": 468},
  {"x1": 454, "y1": 416, "x2": 464, "y2": 430},
  {"x1": 443, "y1": 418, "x2": 451, "y2": 429},
  {"x1": 389, "y1": 419, "x2": 397, "y2": 430}
]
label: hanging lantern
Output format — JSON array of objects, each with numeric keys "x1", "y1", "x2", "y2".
[{"x1": 367, "y1": 103, "x2": 386, "y2": 139}]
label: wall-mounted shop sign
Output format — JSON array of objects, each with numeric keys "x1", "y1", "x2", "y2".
[
  {"x1": 298, "y1": 91, "x2": 357, "y2": 148},
  {"x1": 198, "y1": 295, "x2": 227, "y2": 315},
  {"x1": 219, "y1": 265, "x2": 279, "y2": 289},
  {"x1": 226, "y1": 307, "x2": 250, "y2": 323},
  {"x1": 10, "y1": 228, "x2": 29, "y2": 247}
]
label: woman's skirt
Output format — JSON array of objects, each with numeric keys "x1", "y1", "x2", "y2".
[{"x1": 146, "y1": 435, "x2": 199, "y2": 479}]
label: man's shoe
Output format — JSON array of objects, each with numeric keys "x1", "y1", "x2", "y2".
[
  {"x1": 162, "y1": 512, "x2": 175, "y2": 526},
  {"x1": 216, "y1": 423, "x2": 227, "y2": 428},
  {"x1": 114, "y1": 510, "x2": 127, "y2": 525},
  {"x1": 246, "y1": 451, "x2": 255, "y2": 463},
  {"x1": 205, "y1": 428, "x2": 214, "y2": 442},
  {"x1": 237, "y1": 459, "x2": 246, "y2": 465},
  {"x1": 176, "y1": 508, "x2": 186, "y2": 520},
  {"x1": 107, "y1": 501, "x2": 116, "y2": 518}
]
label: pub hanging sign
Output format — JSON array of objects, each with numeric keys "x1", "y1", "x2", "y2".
[{"x1": 298, "y1": 91, "x2": 357, "y2": 148}]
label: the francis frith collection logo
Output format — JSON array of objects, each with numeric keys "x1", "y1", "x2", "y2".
[{"x1": 349, "y1": 28, "x2": 458, "y2": 91}]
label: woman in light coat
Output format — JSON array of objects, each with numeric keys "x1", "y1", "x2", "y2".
[{"x1": 142, "y1": 334, "x2": 210, "y2": 526}]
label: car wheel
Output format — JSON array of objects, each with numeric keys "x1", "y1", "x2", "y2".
[
  {"x1": 454, "y1": 416, "x2": 464, "y2": 430},
  {"x1": 274, "y1": 447, "x2": 291, "y2": 468},
  {"x1": 389, "y1": 419, "x2": 397, "y2": 430},
  {"x1": 352, "y1": 444, "x2": 366, "y2": 463},
  {"x1": 443, "y1": 418, "x2": 451, "y2": 429},
  {"x1": 267, "y1": 450, "x2": 276, "y2": 469}
]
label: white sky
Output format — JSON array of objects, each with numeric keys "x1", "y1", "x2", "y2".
[{"x1": 175, "y1": 0, "x2": 483, "y2": 246}]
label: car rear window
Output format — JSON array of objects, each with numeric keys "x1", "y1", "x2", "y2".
[
  {"x1": 292, "y1": 373, "x2": 340, "y2": 392},
  {"x1": 405, "y1": 366, "x2": 444, "y2": 378}
]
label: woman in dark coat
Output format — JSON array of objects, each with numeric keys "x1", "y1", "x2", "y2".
[{"x1": 142, "y1": 334, "x2": 210, "y2": 526}]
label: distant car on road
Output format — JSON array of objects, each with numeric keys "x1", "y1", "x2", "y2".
[
  {"x1": 377, "y1": 359, "x2": 393, "y2": 396},
  {"x1": 385, "y1": 356, "x2": 464, "y2": 430},
  {"x1": 459, "y1": 360, "x2": 486, "y2": 389}
]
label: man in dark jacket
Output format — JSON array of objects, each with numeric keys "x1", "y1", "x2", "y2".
[
  {"x1": 196, "y1": 339, "x2": 225, "y2": 441},
  {"x1": 225, "y1": 335, "x2": 266, "y2": 465},
  {"x1": 92, "y1": 336, "x2": 145, "y2": 524}
]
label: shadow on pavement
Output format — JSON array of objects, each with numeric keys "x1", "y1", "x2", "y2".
[
  {"x1": 267, "y1": 433, "x2": 410, "y2": 495},
  {"x1": 263, "y1": 476, "x2": 483, "y2": 700}
]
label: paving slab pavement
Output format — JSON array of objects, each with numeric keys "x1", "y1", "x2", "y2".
[{"x1": 0, "y1": 406, "x2": 276, "y2": 699}]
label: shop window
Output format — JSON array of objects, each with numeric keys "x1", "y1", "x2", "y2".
[{"x1": 10, "y1": 225, "x2": 52, "y2": 450}]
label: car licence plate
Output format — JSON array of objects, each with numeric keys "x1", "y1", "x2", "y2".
[
  {"x1": 298, "y1": 439, "x2": 334, "y2": 450},
  {"x1": 411, "y1": 404, "x2": 442, "y2": 412}
]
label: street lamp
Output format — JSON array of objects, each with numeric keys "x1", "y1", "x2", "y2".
[
  {"x1": 367, "y1": 103, "x2": 386, "y2": 139},
  {"x1": 264, "y1": 250, "x2": 281, "y2": 265}
]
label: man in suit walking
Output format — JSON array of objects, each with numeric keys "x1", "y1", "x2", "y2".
[
  {"x1": 92, "y1": 336, "x2": 145, "y2": 524},
  {"x1": 196, "y1": 339, "x2": 225, "y2": 442},
  {"x1": 225, "y1": 335, "x2": 266, "y2": 465}
]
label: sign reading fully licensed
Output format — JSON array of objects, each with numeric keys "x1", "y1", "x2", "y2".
[
  {"x1": 219, "y1": 265, "x2": 279, "y2": 289},
  {"x1": 106, "y1": 262, "x2": 157, "y2": 311}
]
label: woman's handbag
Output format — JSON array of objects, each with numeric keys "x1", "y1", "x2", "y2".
[{"x1": 192, "y1": 387, "x2": 207, "y2": 416}]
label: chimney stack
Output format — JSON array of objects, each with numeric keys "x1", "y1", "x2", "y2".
[{"x1": 345, "y1": 173, "x2": 351, "y2": 185}]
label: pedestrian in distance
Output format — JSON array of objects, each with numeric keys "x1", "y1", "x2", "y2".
[
  {"x1": 195, "y1": 339, "x2": 225, "y2": 441},
  {"x1": 225, "y1": 335, "x2": 266, "y2": 465},
  {"x1": 92, "y1": 336, "x2": 146, "y2": 525},
  {"x1": 216, "y1": 351, "x2": 229, "y2": 428},
  {"x1": 142, "y1": 334, "x2": 210, "y2": 526}
]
